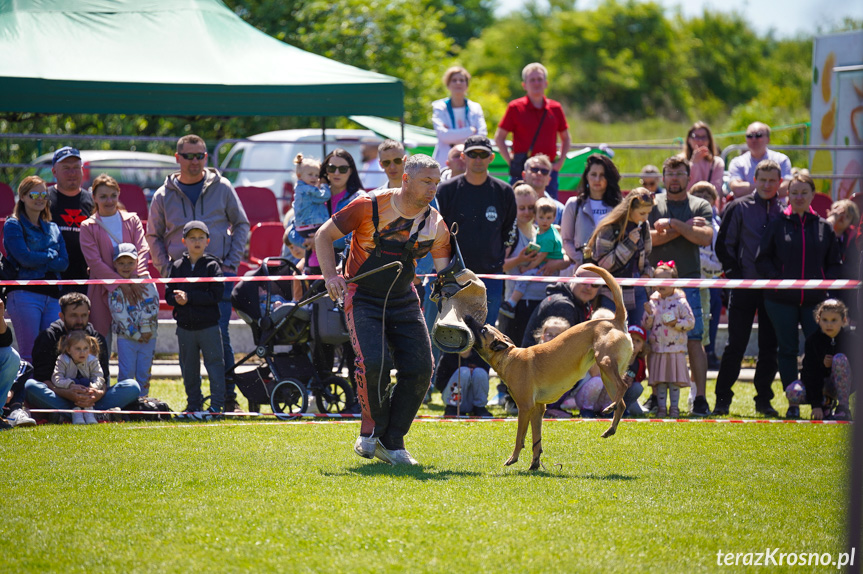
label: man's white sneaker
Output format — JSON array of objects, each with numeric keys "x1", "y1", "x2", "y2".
[
  {"x1": 353, "y1": 435, "x2": 377, "y2": 459},
  {"x1": 374, "y1": 440, "x2": 418, "y2": 466},
  {"x1": 7, "y1": 407, "x2": 36, "y2": 427}
]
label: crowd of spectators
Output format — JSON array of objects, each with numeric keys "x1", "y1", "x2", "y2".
[{"x1": 1, "y1": 62, "x2": 860, "y2": 429}]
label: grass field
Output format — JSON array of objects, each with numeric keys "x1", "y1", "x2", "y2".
[{"x1": 0, "y1": 375, "x2": 858, "y2": 573}]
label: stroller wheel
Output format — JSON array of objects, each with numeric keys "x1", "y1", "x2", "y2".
[
  {"x1": 271, "y1": 379, "x2": 308, "y2": 419},
  {"x1": 315, "y1": 376, "x2": 355, "y2": 414}
]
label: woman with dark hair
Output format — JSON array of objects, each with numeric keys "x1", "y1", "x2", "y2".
[
  {"x1": 756, "y1": 173, "x2": 842, "y2": 397},
  {"x1": 561, "y1": 154, "x2": 623, "y2": 268},
  {"x1": 3, "y1": 176, "x2": 69, "y2": 362},
  {"x1": 682, "y1": 121, "x2": 724, "y2": 194}
]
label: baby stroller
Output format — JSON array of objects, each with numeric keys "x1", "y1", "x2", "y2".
[{"x1": 229, "y1": 257, "x2": 355, "y2": 417}]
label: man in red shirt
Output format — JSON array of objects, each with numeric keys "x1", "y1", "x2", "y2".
[{"x1": 494, "y1": 62, "x2": 572, "y2": 199}]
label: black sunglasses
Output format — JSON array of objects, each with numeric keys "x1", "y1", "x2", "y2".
[
  {"x1": 528, "y1": 166, "x2": 550, "y2": 176},
  {"x1": 326, "y1": 164, "x2": 350, "y2": 174},
  {"x1": 746, "y1": 132, "x2": 766, "y2": 139},
  {"x1": 465, "y1": 150, "x2": 490, "y2": 159},
  {"x1": 178, "y1": 152, "x2": 206, "y2": 160},
  {"x1": 380, "y1": 157, "x2": 403, "y2": 168}
]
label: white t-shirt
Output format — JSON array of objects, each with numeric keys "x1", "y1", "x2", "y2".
[
  {"x1": 101, "y1": 212, "x2": 123, "y2": 247},
  {"x1": 452, "y1": 106, "x2": 468, "y2": 129},
  {"x1": 589, "y1": 198, "x2": 611, "y2": 225}
]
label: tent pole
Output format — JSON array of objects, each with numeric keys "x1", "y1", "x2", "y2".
[
  {"x1": 400, "y1": 116, "x2": 405, "y2": 145},
  {"x1": 321, "y1": 117, "x2": 327, "y2": 159}
]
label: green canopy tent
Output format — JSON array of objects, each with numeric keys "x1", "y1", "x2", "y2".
[{"x1": 0, "y1": 0, "x2": 403, "y2": 117}]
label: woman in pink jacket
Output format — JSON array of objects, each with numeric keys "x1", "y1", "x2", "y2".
[
  {"x1": 79, "y1": 174, "x2": 151, "y2": 347},
  {"x1": 681, "y1": 121, "x2": 724, "y2": 196}
]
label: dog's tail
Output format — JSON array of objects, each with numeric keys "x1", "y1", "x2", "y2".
[{"x1": 581, "y1": 264, "x2": 627, "y2": 328}]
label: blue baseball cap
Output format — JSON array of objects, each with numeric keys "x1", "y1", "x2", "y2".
[{"x1": 52, "y1": 146, "x2": 82, "y2": 166}]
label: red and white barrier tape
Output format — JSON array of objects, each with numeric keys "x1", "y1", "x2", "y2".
[
  {"x1": 25, "y1": 408, "x2": 850, "y2": 424},
  {"x1": 1, "y1": 274, "x2": 859, "y2": 289}
]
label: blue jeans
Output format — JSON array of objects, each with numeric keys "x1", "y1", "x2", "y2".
[
  {"x1": 599, "y1": 287, "x2": 648, "y2": 328},
  {"x1": 763, "y1": 298, "x2": 818, "y2": 388},
  {"x1": 219, "y1": 274, "x2": 237, "y2": 402},
  {"x1": 177, "y1": 325, "x2": 225, "y2": 411},
  {"x1": 25, "y1": 378, "x2": 141, "y2": 414},
  {"x1": 485, "y1": 278, "x2": 504, "y2": 329},
  {"x1": 6, "y1": 290, "x2": 60, "y2": 363},
  {"x1": 422, "y1": 281, "x2": 441, "y2": 369},
  {"x1": 441, "y1": 367, "x2": 490, "y2": 409},
  {"x1": 117, "y1": 337, "x2": 157, "y2": 397},
  {"x1": 683, "y1": 287, "x2": 704, "y2": 341},
  {"x1": 0, "y1": 346, "x2": 21, "y2": 408}
]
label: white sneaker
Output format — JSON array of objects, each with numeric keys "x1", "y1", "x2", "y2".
[
  {"x1": 560, "y1": 396, "x2": 578, "y2": 411},
  {"x1": 353, "y1": 435, "x2": 377, "y2": 459},
  {"x1": 83, "y1": 411, "x2": 99, "y2": 425},
  {"x1": 374, "y1": 440, "x2": 418, "y2": 466},
  {"x1": 72, "y1": 411, "x2": 85, "y2": 425},
  {"x1": 7, "y1": 407, "x2": 36, "y2": 427}
]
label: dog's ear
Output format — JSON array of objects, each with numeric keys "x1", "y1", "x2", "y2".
[{"x1": 490, "y1": 338, "x2": 512, "y2": 352}]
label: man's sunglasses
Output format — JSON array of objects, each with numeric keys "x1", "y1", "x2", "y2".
[
  {"x1": 178, "y1": 152, "x2": 206, "y2": 160},
  {"x1": 380, "y1": 158, "x2": 403, "y2": 168},
  {"x1": 465, "y1": 150, "x2": 490, "y2": 159},
  {"x1": 746, "y1": 132, "x2": 766, "y2": 139},
  {"x1": 326, "y1": 164, "x2": 350, "y2": 174},
  {"x1": 528, "y1": 166, "x2": 550, "y2": 176}
]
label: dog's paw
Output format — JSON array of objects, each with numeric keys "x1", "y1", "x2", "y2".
[
  {"x1": 528, "y1": 458, "x2": 541, "y2": 471},
  {"x1": 601, "y1": 427, "x2": 616, "y2": 439},
  {"x1": 504, "y1": 456, "x2": 519, "y2": 466}
]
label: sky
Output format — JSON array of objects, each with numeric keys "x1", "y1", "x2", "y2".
[{"x1": 494, "y1": 0, "x2": 863, "y2": 38}]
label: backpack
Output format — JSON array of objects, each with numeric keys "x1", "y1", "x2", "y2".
[{"x1": 128, "y1": 397, "x2": 173, "y2": 421}]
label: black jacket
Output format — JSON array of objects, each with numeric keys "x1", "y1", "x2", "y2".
[
  {"x1": 165, "y1": 252, "x2": 224, "y2": 331},
  {"x1": 436, "y1": 174, "x2": 517, "y2": 274},
  {"x1": 716, "y1": 192, "x2": 784, "y2": 279},
  {"x1": 521, "y1": 282, "x2": 591, "y2": 347},
  {"x1": 801, "y1": 329, "x2": 858, "y2": 407},
  {"x1": 32, "y1": 319, "x2": 109, "y2": 384},
  {"x1": 755, "y1": 208, "x2": 841, "y2": 306}
]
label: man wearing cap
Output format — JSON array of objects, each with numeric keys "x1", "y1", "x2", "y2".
[
  {"x1": 494, "y1": 62, "x2": 572, "y2": 199},
  {"x1": 146, "y1": 134, "x2": 250, "y2": 412},
  {"x1": 728, "y1": 122, "x2": 792, "y2": 198},
  {"x1": 315, "y1": 154, "x2": 452, "y2": 465},
  {"x1": 436, "y1": 135, "x2": 517, "y2": 326},
  {"x1": 48, "y1": 147, "x2": 95, "y2": 296},
  {"x1": 24, "y1": 292, "x2": 140, "y2": 422}
]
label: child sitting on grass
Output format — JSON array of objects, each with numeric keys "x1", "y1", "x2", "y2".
[
  {"x1": 434, "y1": 348, "x2": 492, "y2": 418},
  {"x1": 500, "y1": 197, "x2": 564, "y2": 319},
  {"x1": 166, "y1": 221, "x2": 226, "y2": 418},
  {"x1": 642, "y1": 261, "x2": 694, "y2": 418},
  {"x1": 109, "y1": 243, "x2": 159, "y2": 397},
  {"x1": 788, "y1": 298, "x2": 858, "y2": 421},
  {"x1": 52, "y1": 330, "x2": 104, "y2": 425},
  {"x1": 532, "y1": 316, "x2": 573, "y2": 418}
]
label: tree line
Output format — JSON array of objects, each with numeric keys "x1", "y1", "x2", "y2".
[{"x1": 1, "y1": 0, "x2": 859, "y2": 176}]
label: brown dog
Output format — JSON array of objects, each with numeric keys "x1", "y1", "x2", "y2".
[{"x1": 466, "y1": 265, "x2": 633, "y2": 470}]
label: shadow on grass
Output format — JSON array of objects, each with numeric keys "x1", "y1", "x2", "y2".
[
  {"x1": 321, "y1": 464, "x2": 482, "y2": 481},
  {"x1": 496, "y1": 468, "x2": 639, "y2": 481}
]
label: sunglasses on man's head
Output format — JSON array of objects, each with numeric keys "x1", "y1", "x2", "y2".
[
  {"x1": 178, "y1": 152, "x2": 206, "y2": 160},
  {"x1": 326, "y1": 164, "x2": 350, "y2": 174},
  {"x1": 465, "y1": 150, "x2": 490, "y2": 159},
  {"x1": 28, "y1": 191, "x2": 49, "y2": 200},
  {"x1": 528, "y1": 166, "x2": 550, "y2": 176},
  {"x1": 380, "y1": 158, "x2": 403, "y2": 168},
  {"x1": 746, "y1": 132, "x2": 766, "y2": 139}
]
